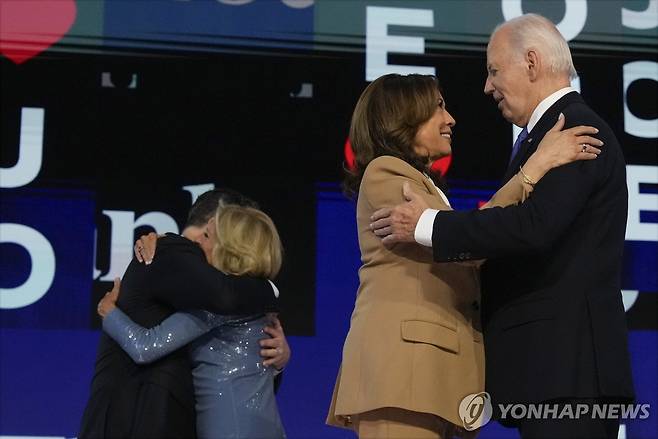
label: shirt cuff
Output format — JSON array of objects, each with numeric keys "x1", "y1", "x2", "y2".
[{"x1": 414, "y1": 209, "x2": 439, "y2": 247}]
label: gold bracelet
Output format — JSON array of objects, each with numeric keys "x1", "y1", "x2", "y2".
[{"x1": 519, "y1": 166, "x2": 537, "y2": 187}]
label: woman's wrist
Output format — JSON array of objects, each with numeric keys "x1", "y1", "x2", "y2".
[
  {"x1": 519, "y1": 166, "x2": 537, "y2": 189},
  {"x1": 99, "y1": 304, "x2": 117, "y2": 319},
  {"x1": 523, "y1": 152, "x2": 550, "y2": 182}
]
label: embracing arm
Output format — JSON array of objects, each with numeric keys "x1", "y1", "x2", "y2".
[
  {"x1": 102, "y1": 308, "x2": 220, "y2": 363},
  {"x1": 482, "y1": 174, "x2": 532, "y2": 209},
  {"x1": 434, "y1": 149, "x2": 605, "y2": 262},
  {"x1": 368, "y1": 115, "x2": 602, "y2": 249},
  {"x1": 483, "y1": 153, "x2": 555, "y2": 208},
  {"x1": 433, "y1": 111, "x2": 610, "y2": 261},
  {"x1": 363, "y1": 157, "x2": 449, "y2": 213},
  {"x1": 483, "y1": 117, "x2": 601, "y2": 209},
  {"x1": 146, "y1": 241, "x2": 278, "y2": 314}
]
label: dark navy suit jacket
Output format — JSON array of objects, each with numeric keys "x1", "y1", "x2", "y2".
[{"x1": 432, "y1": 92, "x2": 634, "y2": 417}]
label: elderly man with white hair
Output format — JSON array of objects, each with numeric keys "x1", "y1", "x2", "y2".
[{"x1": 371, "y1": 14, "x2": 634, "y2": 439}]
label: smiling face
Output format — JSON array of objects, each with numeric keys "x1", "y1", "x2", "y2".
[
  {"x1": 484, "y1": 27, "x2": 536, "y2": 127},
  {"x1": 413, "y1": 94, "x2": 456, "y2": 162}
]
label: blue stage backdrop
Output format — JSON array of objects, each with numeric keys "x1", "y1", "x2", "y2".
[
  {"x1": 0, "y1": 186, "x2": 656, "y2": 438},
  {"x1": 1, "y1": 1, "x2": 656, "y2": 438}
]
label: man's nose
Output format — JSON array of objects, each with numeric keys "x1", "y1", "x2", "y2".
[{"x1": 484, "y1": 77, "x2": 494, "y2": 95}]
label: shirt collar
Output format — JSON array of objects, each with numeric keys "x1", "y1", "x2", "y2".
[
  {"x1": 423, "y1": 173, "x2": 451, "y2": 207},
  {"x1": 527, "y1": 86, "x2": 577, "y2": 132}
]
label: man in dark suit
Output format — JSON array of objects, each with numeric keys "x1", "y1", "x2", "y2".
[
  {"x1": 370, "y1": 14, "x2": 634, "y2": 438},
  {"x1": 79, "y1": 189, "x2": 289, "y2": 438}
]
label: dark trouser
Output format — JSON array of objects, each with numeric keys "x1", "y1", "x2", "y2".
[
  {"x1": 517, "y1": 400, "x2": 620, "y2": 439},
  {"x1": 79, "y1": 380, "x2": 196, "y2": 439},
  {"x1": 519, "y1": 417, "x2": 619, "y2": 439}
]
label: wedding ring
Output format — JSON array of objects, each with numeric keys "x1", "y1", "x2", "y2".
[{"x1": 581, "y1": 144, "x2": 587, "y2": 152}]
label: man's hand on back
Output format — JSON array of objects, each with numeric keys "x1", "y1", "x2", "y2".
[
  {"x1": 260, "y1": 316, "x2": 291, "y2": 370},
  {"x1": 370, "y1": 182, "x2": 429, "y2": 246}
]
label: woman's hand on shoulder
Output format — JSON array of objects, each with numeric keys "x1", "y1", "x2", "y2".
[
  {"x1": 534, "y1": 113, "x2": 602, "y2": 170},
  {"x1": 523, "y1": 114, "x2": 602, "y2": 184}
]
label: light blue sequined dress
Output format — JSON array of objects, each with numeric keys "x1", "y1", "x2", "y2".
[{"x1": 103, "y1": 309, "x2": 286, "y2": 439}]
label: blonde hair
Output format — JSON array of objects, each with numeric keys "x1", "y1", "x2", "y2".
[{"x1": 212, "y1": 205, "x2": 283, "y2": 279}]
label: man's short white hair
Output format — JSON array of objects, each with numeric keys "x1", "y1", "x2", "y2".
[{"x1": 495, "y1": 13, "x2": 577, "y2": 80}]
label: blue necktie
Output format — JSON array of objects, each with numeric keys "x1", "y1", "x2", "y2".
[{"x1": 509, "y1": 127, "x2": 528, "y2": 165}]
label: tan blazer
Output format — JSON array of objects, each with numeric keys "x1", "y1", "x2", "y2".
[{"x1": 327, "y1": 156, "x2": 529, "y2": 428}]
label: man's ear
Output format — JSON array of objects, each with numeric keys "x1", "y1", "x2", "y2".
[
  {"x1": 206, "y1": 217, "x2": 216, "y2": 239},
  {"x1": 526, "y1": 49, "x2": 540, "y2": 82}
]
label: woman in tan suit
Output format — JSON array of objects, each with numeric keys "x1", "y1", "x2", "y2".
[{"x1": 327, "y1": 73, "x2": 601, "y2": 438}]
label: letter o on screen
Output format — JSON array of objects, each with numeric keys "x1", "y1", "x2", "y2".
[
  {"x1": 622, "y1": 0, "x2": 658, "y2": 30},
  {"x1": 501, "y1": 0, "x2": 587, "y2": 41},
  {"x1": 0, "y1": 223, "x2": 56, "y2": 309},
  {"x1": 624, "y1": 61, "x2": 658, "y2": 139},
  {"x1": 217, "y1": 0, "x2": 254, "y2": 5},
  {"x1": 281, "y1": 0, "x2": 314, "y2": 8}
]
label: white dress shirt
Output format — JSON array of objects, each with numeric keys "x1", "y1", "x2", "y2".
[
  {"x1": 267, "y1": 279, "x2": 280, "y2": 298},
  {"x1": 413, "y1": 87, "x2": 577, "y2": 247},
  {"x1": 415, "y1": 176, "x2": 451, "y2": 246}
]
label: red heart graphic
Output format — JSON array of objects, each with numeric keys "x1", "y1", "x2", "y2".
[
  {"x1": 345, "y1": 137, "x2": 453, "y2": 176},
  {"x1": 430, "y1": 155, "x2": 452, "y2": 176},
  {"x1": 0, "y1": 0, "x2": 77, "y2": 64},
  {"x1": 344, "y1": 137, "x2": 356, "y2": 171}
]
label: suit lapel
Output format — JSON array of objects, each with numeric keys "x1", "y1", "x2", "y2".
[
  {"x1": 502, "y1": 92, "x2": 584, "y2": 183},
  {"x1": 423, "y1": 174, "x2": 441, "y2": 198},
  {"x1": 504, "y1": 133, "x2": 532, "y2": 183},
  {"x1": 384, "y1": 156, "x2": 449, "y2": 209},
  {"x1": 421, "y1": 173, "x2": 452, "y2": 210}
]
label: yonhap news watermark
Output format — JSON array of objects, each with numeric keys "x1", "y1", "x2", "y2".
[{"x1": 459, "y1": 392, "x2": 651, "y2": 431}]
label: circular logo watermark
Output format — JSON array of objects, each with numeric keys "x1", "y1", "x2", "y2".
[{"x1": 459, "y1": 392, "x2": 493, "y2": 431}]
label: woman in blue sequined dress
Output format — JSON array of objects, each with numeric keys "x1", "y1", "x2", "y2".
[{"x1": 99, "y1": 205, "x2": 286, "y2": 439}]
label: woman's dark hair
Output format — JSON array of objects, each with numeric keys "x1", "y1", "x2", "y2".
[
  {"x1": 185, "y1": 188, "x2": 258, "y2": 228},
  {"x1": 343, "y1": 73, "x2": 447, "y2": 198}
]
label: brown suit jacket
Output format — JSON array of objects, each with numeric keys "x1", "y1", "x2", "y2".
[{"x1": 327, "y1": 156, "x2": 528, "y2": 428}]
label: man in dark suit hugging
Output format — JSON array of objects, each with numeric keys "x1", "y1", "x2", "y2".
[{"x1": 79, "y1": 188, "x2": 290, "y2": 438}]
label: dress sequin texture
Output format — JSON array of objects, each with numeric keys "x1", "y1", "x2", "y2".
[{"x1": 104, "y1": 310, "x2": 286, "y2": 439}]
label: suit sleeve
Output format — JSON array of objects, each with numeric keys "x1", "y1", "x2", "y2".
[
  {"x1": 146, "y1": 244, "x2": 278, "y2": 314},
  {"x1": 433, "y1": 135, "x2": 607, "y2": 262},
  {"x1": 482, "y1": 173, "x2": 531, "y2": 208},
  {"x1": 103, "y1": 308, "x2": 216, "y2": 364}
]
